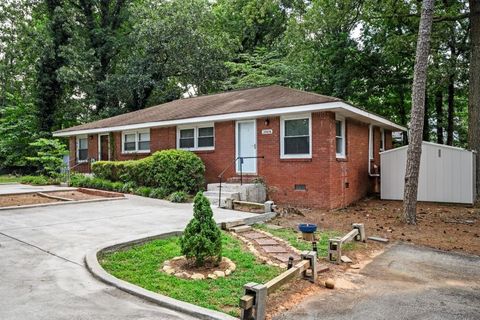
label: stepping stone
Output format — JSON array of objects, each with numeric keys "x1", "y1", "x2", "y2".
[
  {"x1": 254, "y1": 238, "x2": 278, "y2": 245},
  {"x1": 230, "y1": 225, "x2": 251, "y2": 233},
  {"x1": 242, "y1": 232, "x2": 267, "y2": 240},
  {"x1": 341, "y1": 255, "x2": 353, "y2": 263},
  {"x1": 262, "y1": 246, "x2": 288, "y2": 253},
  {"x1": 272, "y1": 253, "x2": 299, "y2": 263}
]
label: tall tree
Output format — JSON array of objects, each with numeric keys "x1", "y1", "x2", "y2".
[
  {"x1": 36, "y1": 0, "x2": 71, "y2": 133},
  {"x1": 403, "y1": 0, "x2": 435, "y2": 224},
  {"x1": 468, "y1": 0, "x2": 480, "y2": 200}
]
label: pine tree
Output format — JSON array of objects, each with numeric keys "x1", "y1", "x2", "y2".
[{"x1": 180, "y1": 192, "x2": 222, "y2": 267}]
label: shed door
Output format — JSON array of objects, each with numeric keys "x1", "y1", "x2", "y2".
[{"x1": 236, "y1": 120, "x2": 257, "y2": 174}]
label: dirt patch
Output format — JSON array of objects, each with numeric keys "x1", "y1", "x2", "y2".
[
  {"x1": 0, "y1": 193, "x2": 61, "y2": 207},
  {"x1": 270, "y1": 198, "x2": 480, "y2": 256},
  {"x1": 46, "y1": 190, "x2": 105, "y2": 201},
  {"x1": 167, "y1": 257, "x2": 232, "y2": 277}
]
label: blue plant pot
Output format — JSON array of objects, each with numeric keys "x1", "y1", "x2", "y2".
[{"x1": 298, "y1": 223, "x2": 317, "y2": 233}]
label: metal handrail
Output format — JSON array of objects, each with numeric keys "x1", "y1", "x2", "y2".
[
  {"x1": 217, "y1": 156, "x2": 264, "y2": 208},
  {"x1": 66, "y1": 158, "x2": 94, "y2": 186}
]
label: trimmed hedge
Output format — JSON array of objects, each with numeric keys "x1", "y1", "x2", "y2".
[{"x1": 92, "y1": 149, "x2": 205, "y2": 194}]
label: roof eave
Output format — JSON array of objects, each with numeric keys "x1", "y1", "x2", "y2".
[{"x1": 52, "y1": 101, "x2": 406, "y2": 137}]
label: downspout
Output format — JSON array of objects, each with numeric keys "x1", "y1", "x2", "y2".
[{"x1": 368, "y1": 124, "x2": 380, "y2": 177}]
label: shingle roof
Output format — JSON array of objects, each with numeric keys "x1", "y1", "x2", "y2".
[{"x1": 55, "y1": 85, "x2": 339, "y2": 134}]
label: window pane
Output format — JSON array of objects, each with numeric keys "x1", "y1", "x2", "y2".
[
  {"x1": 336, "y1": 121, "x2": 342, "y2": 137},
  {"x1": 284, "y1": 136, "x2": 309, "y2": 154},
  {"x1": 336, "y1": 137, "x2": 343, "y2": 154},
  {"x1": 139, "y1": 132, "x2": 150, "y2": 142},
  {"x1": 79, "y1": 138, "x2": 87, "y2": 150},
  {"x1": 285, "y1": 119, "x2": 309, "y2": 136},
  {"x1": 124, "y1": 134, "x2": 136, "y2": 143},
  {"x1": 180, "y1": 129, "x2": 194, "y2": 139},
  {"x1": 138, "y1": 141, "x2": 150, "y2": 150},
  {"x1": 79, "y1": 149, "x2": 88, "y2": 161},
  {"x1": 198, "y1": 127, "x2": 213, "y2": 137},
  {"x1": 124, "y1": 142, "x2": 136, "y2": 151},
  {"x1": 198, "y1": 137, "x2": 214, "y2": 147},
  {"x1": 180, "y1": 138, "x2": 194, "y2": 148}
]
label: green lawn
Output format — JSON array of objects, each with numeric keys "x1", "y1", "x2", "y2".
[
  {"x1": 253, "y1": 224, "x2": 354, "y2": 257},
  {"x1": 0, "y1": 174, "x2": 21, "y2": 183},
  {"x1": 100, "y1": 233, "x2": 281, "y2": 317}
]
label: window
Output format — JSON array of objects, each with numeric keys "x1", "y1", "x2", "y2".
[
  {"x1": 281, "y1": 114, "x2": 311, "y2": 158},
  {"x1": 122, "y1": 130, "x2": 150, "y2": 153},
  {"x1": 177, "y1": 125, "x2": 215, "y2": 150},
  {"x1": 77, "y1": 136, "x2": 88, "y2": 162},
  {"x1": 380, "y1": 128, "x2": 385, "y2": 151},
  {"x1": 336, "y1": 115, "x2": 346, "y2": 158}
]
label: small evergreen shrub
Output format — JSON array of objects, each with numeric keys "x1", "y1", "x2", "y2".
[
  {"x1": 135, "y1": 186, "x2": 152, "y2": 197},
  {"x1": 150, "y1": 187, "x2": 168, "y2": 199},
  {"x1": 168, "y1": 191, "x2": 188, "y2": 203},
  {"x1": 180, "y1": 192, "x2": 222, "y2": 266}
]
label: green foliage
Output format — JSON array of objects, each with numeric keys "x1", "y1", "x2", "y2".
[
  {"x1": 92, "y1": 150, "x2": 205, "y2": 194},
  {"x1": 20, "y1": 175, "x2": 54, "y2": 185},
  {"x1": 121, "y1": 181, "x2": 138, "y2": 193},
  {"x1": 26, "y1": 138, "x2": 68, "y2": 177},
  {"x1": 135, "y1": 186, "x2": 153, "y2": 197},
  {"x1": 168, "y1": 191, "x2": 188, "y2": 203},
  {"x1": 101, "y1": 233, "x2": 281, "y2": 317},
  {"x1": 180, "y1": 192, "x2": 222, "y2": 266},
  {"x1": 149, "y1": 187, "x2": 169, "y2": 199}
]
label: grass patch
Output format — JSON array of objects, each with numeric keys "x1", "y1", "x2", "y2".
[
  {"x1": 253, "y1": 224, "x2": 355, "y2": 257},
  {"x1": 0, "y1": 175, "x2": 22, "y2": 183},
  {"x1": 100, "y1": 232, "x2": 281, "y2": 317}
]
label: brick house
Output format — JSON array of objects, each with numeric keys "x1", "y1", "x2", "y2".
[{"x1": 53, "y1": 86, "x2": 405, "y2": 208}]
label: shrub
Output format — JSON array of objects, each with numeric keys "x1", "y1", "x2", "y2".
[
  {"x1": 112, "y1": 181, "x2": 124, "y2": 192},
  {"x1": 121, "y1": 181, "x2": 137, "y2": 193},
  {"x1": 150, "y1": 187, "x2": 168, "y2": 199},
  {"x1": 20, "y1": 175, "x2": 50, "y2": 185},
  {"x1": 168, "y1": 191, "x2": 188, "y2": 203},
  {"x1": 179, "y1": 192, "x2": 222, "y2": 266},
  {"x1": 91, "y1": 149, "x2": 205, "y2": 194},
  {"x1": 135, "y1": 186, "x2": 152, "y2": 197}
]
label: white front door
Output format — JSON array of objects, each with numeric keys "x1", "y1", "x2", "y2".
[{"x1": 236, "y1": 120, "x2": 257, "y2": 174}]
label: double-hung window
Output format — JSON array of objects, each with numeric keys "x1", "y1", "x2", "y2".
[
  {"x1": 178, "y1": 124, "x2": 215, "y2": 150},
  {"x1": 281, "y1": 114, "x2": 311, "y2": 158},
  {"x1": 335, "y1": 115, "x2": 346, "y2": 158},
  {"x1": 77, "y1": 135, "x2": 88, "y2": 163},
  {"x1": 122, "y1": 130, "x2": 150, "y2": 153}
]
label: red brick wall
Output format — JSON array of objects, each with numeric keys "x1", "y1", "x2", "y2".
[{"x1": 69, "y1": 115, "x2": 393, "y2": 208}]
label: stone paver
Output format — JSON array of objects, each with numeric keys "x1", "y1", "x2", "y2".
[
  {"x1": 254, "y1": 238, "x2": 279, "y2": 245},
  {"x1": 242, "y1": 231, "x2": 267, "y2": 240},
  {"x1": 0, "y1": 192, "x2": 257, "y2": 320},
  {"x1": 272, "y1": 254, "x2": 300, "y2": 263},
  {"x1": 262, "y1": 245, "x2": 288, "y2": 253}
]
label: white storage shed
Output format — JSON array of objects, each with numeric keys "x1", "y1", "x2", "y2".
[{"x1": 381, "y1": 142, "x2": 476, "y2": 204}]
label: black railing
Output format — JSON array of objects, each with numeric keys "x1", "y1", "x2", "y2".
[{"x1": 217, "y1": 156, "x2": 264, "y2": 208}]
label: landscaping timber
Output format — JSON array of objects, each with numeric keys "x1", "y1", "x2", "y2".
[{"x1": 368, "y1": 236, "x2": 389, "y2": 243}]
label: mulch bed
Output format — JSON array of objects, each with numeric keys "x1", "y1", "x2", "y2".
[
  {"x1": 168, "y1": 258, "x2": 230, "y2": 277},
  {"x1": 0, "y1": 193, "x2": 61, "y2": 207}
]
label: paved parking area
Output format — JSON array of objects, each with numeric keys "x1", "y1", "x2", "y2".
[
  {"x1": 0, "y1": 183, "x2": 75, "y2": 195},
  {"x1": 275, "y1": 244, "x2": 480, "y2": 320},
  {"x1": 0, "y1": 191, "x2": 256, "y2": 320}
]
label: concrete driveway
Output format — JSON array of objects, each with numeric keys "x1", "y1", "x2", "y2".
[
  {"x1": 275, "y1": 244, "x2": 480, "y2": 320},
  {"x1": 0, "y1": 190, "x2": 257, "y2": 320}
]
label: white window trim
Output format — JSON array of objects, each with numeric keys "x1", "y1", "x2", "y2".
[
  {"x1": 76, "y1": 135, "x2": 88, "y2": 163},
  {"x1": 368, "y1": 125, "x2": 374, "y2": 160},
  {"x1": 121, "y1": 129, "x2": 151, "y2": 154},
  {"x1": 177, "y1": 123, "x2": 215, "y2": 151},
  {"x1": 335, "y1": 114, "x2": 346, "y2": 159},
  {"x1": 380, "y1": 128, "x2": 385, "y2": 152},
  {"x1": 280, "y1": 113, "x2": 312, "y2": 159}
]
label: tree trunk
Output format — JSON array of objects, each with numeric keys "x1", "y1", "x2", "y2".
[
  {"x1": 435, "y1": 90, "x2": 444, "y2": 144},
  {"x1": 469, "y1": 0, "x2": 480, "y2": 201},
  {"x1": 403, "y1": 0, "x2": 435, "y2": 225},
  {"x1": 446, "y1": 74, "x2": 455, "y2": 145}
]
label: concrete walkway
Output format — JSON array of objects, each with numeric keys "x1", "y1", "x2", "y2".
[
  {"x1": 0, "y1": 192, "x2": 257, "y2": 320},
  {"x1": 275, "y1": 244, "x2": 480, "y2": 320},
  {"x1": 0, "y1": 183, "x2": 75, "y2": 195}
]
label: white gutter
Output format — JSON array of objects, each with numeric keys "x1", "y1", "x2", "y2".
[{"x1": 53, "y1": 101, "x2": 407, "y2": 137}]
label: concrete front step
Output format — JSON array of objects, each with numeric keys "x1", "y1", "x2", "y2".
[
  {"x1": 204, "y1": 190, "x2": 240, "y2": 207},
  {"x1": 206, "y1": 182, "x2": 267, "y2": 205},
  {"x1": 207, "y1": 183, "x2": 256, "y2": 192}
]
